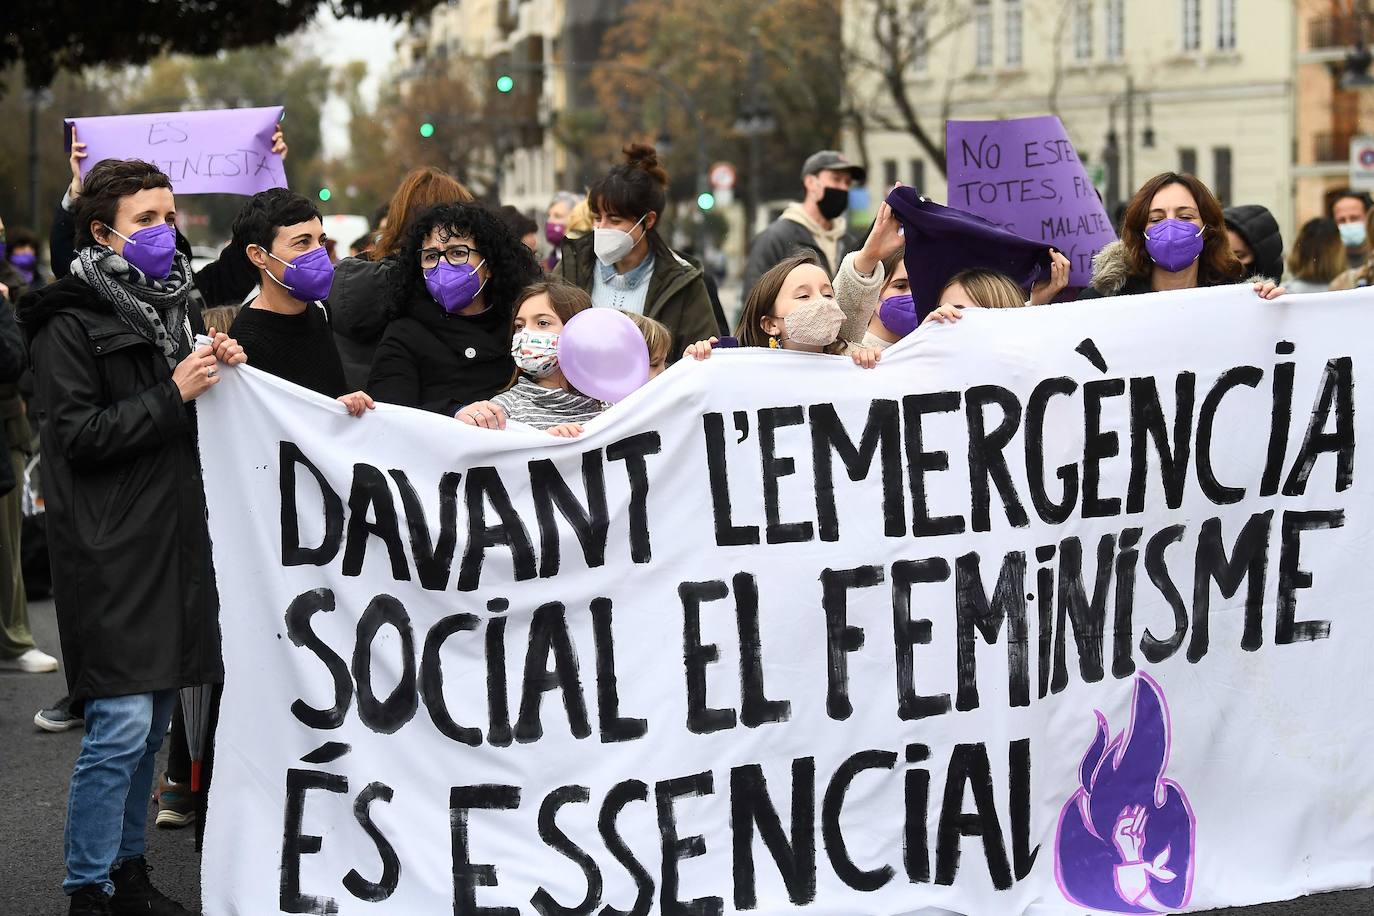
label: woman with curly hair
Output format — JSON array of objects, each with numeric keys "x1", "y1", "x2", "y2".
[
  {"x1": 1078, "y1": 172, "x2": 1284, "y2": 301},
  {"x1": 367, "y1": 202, "x2": 542, "y2": 415}
]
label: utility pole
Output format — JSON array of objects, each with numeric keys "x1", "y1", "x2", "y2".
[{"x1": 24, "y1": 83, "x2": 52, "y2": 232}]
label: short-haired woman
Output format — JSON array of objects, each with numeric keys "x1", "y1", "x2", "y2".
[{"x1": 17, "y1": 157, "x2": 244, "y2": 915}]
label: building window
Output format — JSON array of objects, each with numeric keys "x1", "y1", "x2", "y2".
[
  {"x1": 912, "y1": 1, "x2": 930, "y2": 73},
  {"x1": 974, "y1": 0, "x2": 994, "y2": 70},
  {"x1": 1217, "y1": 0, "x2": 1236, "y2": 50},
  {"x1": 1213, "y1": 147, "x2": 1232, "y2": 204},
  {"x1": 1105, "y1": 0, "x2": 1124, "y2": 60},
  {"x1": 911, "y1": 158, "x2": 926, "y2": 191},
  {"x1": 883, "y1": 159, "x2": 899, "y2": 188},
  {"x1": 1074, "y1": 0, "x2": 1094, "y2": 60},
  {"x1": 1179, "y1": 147, "x2": 1197, "y2": 175},
  {"x1": 1182, "y1": 0, "x2": 1201, "y2": 52},
  {"x1": 1005, "y1": 0, "x2": 1024, "y2": 67}
]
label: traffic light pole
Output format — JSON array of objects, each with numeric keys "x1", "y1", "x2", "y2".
[{"x1": 494, "y1": 59, "x2": 710, "y2": 256}]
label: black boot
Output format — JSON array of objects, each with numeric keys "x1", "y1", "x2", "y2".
[
  {"x1": 109, "y1": 857, "x2": 195, "y2": 915},
  {"x1": 68, "y1": 885, "x2": 114, "y2": 915}
]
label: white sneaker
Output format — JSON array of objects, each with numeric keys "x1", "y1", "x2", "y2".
[{"x1": 0, "y1": 648, "x2": 59, "y2": 673}]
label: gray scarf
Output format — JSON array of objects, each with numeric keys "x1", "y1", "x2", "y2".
[{"x1": 69, "y1": 246, "x2": 192, "y2": 368}]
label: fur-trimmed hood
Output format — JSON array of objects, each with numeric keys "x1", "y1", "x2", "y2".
[
  {"x1": 1087, "y1": 239, "x2": 1137, "y2": 295},
  {"x1": 1085, "y1": 238, "x2": 1273, "y2": 296}
]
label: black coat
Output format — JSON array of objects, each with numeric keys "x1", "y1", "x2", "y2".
[
  {"x1": 367, "y1": 288, "x2": 514, "y2": 416},
  {"x1": 16, "y1": 275, "x2": 221, "y2": 705},
  {"x1": 742, "y1": 214, "x2": 857, "y2": 295},
  {"x1": 328, "y1": 256, "x2": 397, "y2": 392},
  {"x1": 0, "y1": 266, "x2": 31, "y2": 494}
]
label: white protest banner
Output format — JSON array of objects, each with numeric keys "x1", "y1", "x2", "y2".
[{"x1": 199, "y1": 286, "x2": 1374, "y2": 915}]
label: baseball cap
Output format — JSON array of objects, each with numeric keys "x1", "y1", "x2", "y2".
[{"x1": 801, "y1": 150, "x2": 867, "y2": 183}]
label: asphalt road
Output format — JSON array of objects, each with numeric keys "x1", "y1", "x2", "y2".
[{"x1": 3, "y1": 598, "x2": 1372, "y2": 915}]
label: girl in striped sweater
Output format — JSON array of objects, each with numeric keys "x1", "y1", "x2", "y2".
[{"x1": 456, "y1": 280, "x2": 604, "y2": 438}]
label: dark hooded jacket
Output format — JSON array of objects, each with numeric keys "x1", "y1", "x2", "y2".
[
  {"x1": 1223, "y1": 205, "x2": 1284, "y2": 283},
  {"x1": 15, "y1": 274, "x2": 221, "y2": 707},
  {"x1": 327, "y1": 256, "x2": 398, "y2": 392},
  {"x1": 555, "y1": 231, "x2": 719, "y2": 359},
  {"x1": 0, "y1": 262, "x2": 32, "y2": 484},
  {"x1": 367, "y1": 285, "x2": 515, "y2": 416}
]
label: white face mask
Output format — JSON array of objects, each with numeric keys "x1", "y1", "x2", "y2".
[{"x1": 593, "y1": 214, "x2": 648, "y2": 267}]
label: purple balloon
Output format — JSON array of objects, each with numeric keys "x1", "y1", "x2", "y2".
[{"x1": 558, "y1": 308, "x2": 651, "y2": 403}]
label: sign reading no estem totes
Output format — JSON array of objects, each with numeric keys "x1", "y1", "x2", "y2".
[{"x1": 946, "y1": 116, "x2": 1115, "y2": 287}]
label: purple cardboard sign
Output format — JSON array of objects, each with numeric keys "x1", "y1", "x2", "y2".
[
  {"x1": 946, "y1": 116, "x2": 1114, "y2": 287},
  {"x1": 65, "y1": 106, "x2": 287, "y2": 196}
]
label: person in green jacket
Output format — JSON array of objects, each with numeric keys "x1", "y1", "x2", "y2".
[{"x1": 555, "y1": 144, "x2": 719, "y2": 363}]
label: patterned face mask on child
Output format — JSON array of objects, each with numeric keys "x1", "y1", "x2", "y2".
[
  {"x1": 780, "y1": 297, "x2": 844, "y2": 347},
  {"x1": 511, "y1": 329, "x2": 561, "y2": 378}
]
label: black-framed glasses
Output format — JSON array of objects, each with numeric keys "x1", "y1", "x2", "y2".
[{"x1": 420, "y1": 246, "x2": 479, "y2": 269}]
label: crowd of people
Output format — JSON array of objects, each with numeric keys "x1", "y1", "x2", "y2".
[{"x1": 0, "y1": 125, "x2": 1358, "y2": 914}]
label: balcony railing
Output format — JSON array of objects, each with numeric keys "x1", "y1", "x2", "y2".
[
  {"x1": 1308, "y1": 15, "x2": 1374, "y2": 51},
  {"x1": 1314, "y1": 131, "x2": 1356, "y2": 163}
]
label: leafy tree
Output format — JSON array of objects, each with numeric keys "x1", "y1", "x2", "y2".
[
  {"x1": 588, "y1": 0, "x2": 844, "y2": 207},
  {"x1": 327, "y1": 56, "x2": 518, "y2": 212},
  {"x1": 0, "y1": 0, "x2": 430, "y2": 89},
  {"x1": 0, "y1": 42, "x2": 333, "y2": 246}
]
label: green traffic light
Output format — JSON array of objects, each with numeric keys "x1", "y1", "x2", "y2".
[
  {"x1": 697, "y1": 192, "x2": 715, "y2": 211},
  {"x1": 318, "y1": 188, "x2": 332, "y2": 202},
  {"x1": 419, "y1": 122, "x2": 435, "y2": 138},
  {"x1": 496, "y1": 74, "x2": 515, "y2": 93}
]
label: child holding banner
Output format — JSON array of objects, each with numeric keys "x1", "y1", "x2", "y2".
[
  {"x1": 682, "y1": 253, "x2": 882, "y2": 366},
  {"x1": 456, "y1": 280, "x2": 604, "y2": 436}
]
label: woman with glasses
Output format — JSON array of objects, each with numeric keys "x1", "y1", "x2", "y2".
[{"x1": 367, "y1": 202, "x2": 542, "y2": 414}]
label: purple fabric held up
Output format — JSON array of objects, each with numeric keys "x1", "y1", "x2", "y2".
[
  {"x1": 945, "y1": 115, "x2": 1116, "y2": 287},
  {"x1": 885, "y1": 188, "x2": 1052, "y2": 322}
]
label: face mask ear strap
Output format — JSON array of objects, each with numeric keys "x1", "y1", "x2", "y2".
[{"x1": 101, "y1": 224, "x2": 132, "y2": 245}]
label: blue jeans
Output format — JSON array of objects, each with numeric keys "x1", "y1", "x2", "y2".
[{"x1": 64, "y1": 690, "x2": 177, "y2": 895}]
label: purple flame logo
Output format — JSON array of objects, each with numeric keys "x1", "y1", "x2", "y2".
[{"x1": 1054, "y1": 673, "x2": 1196, "y2": 913}]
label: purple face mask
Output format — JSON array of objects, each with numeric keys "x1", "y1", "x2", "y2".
[
  {"x1": 10, "y1": 252, "x2": 35, "y2": 283},
  {"x1": 878, "y1": 293, "x2": 918, "y2": 337},
  {"x1": 425, "y1": 259, "x2": 487, "y2": 314},
  {"x1": 1144, "y1": 219, "x2": 1205, "y2": 273},
  {"x1": 109, "y1": 222, "x2": 177, "y2": 279},
  {"x1": 267, "y1": 245, "x2": 335, "y2": 302},
  {"x1": 545, "y1": 222, "x2": 567, "y2": 246}
]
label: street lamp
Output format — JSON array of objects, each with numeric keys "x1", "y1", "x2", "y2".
[
  {"x1": 732, "y1": 40, "x2": 776, "y2": 245},
  {"x1": 1101, "y1": 76, "x2": 1155, "y2": 213},
  {"x1": 1341, "y1": 44, "x2": 1374, "y2": 89}
]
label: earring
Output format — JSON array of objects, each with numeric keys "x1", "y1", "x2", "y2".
[{"x1": 768, "y1": 336, "x2": 780, "y2": 349}]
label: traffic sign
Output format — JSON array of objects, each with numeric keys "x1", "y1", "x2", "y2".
[
  {"x1": 1351, "y1": 136, "x2": 1374, "y2": 190},
  {"x1": 709, "y1": 161, "x2": 736, "y2": 190}
]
